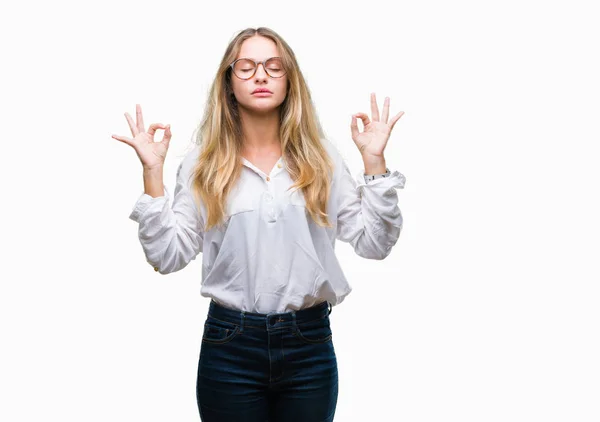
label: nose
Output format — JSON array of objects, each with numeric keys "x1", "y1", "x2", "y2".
[{"x1": 254, "y1": 63, "x2": 268, "y2": 80}]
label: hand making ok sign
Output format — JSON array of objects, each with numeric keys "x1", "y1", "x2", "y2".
[
  {"x1": 111, "y1": 104, "x2": 172, "y2": 171},
  {"x1": 351, "y1": 93, "x2": 404, "y2": 158}
]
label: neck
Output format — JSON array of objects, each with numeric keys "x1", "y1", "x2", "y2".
[{"x1": 238, "y1": 107, "x2": 281, "y2": 152}]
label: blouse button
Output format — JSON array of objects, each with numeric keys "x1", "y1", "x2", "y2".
[
  {"x1": 277, "y1": 163, "x2": 282, "y2": 168},
  {"x1": 154, "y1": 267, "x2": 159, "y2": 272},
  {"x1": 266, "y1": 176, "x2": 271, "y2": 181}
]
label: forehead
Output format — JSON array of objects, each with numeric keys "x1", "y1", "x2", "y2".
[{"x1": 237, "y1": 36, "x2": 280, "y2": 60}]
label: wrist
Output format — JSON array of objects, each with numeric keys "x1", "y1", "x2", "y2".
[
  {"x1": 362, "y1": 153, "x2": 385, "y2": 173},
  {"x1": 143, "y1": 165, "x2": 164, "y2": 174},
  {"x1": 363, "y1": 159, "x2": 386, "y2": 175}
]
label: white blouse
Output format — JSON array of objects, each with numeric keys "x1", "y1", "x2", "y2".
[{"x1": 129, "y1": 138, "x2": 406, "y2": 313}]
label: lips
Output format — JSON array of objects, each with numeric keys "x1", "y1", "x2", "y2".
[{"x1": 252, "y1": 89, "x2": 272, "y2": 94}]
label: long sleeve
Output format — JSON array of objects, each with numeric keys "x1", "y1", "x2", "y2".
[
  {"x1": 128, "y1": 146, "x2": 205, "y2": 274},
  {"x1": 335, "y1": 157, "x2": 406, "y2": 260}
]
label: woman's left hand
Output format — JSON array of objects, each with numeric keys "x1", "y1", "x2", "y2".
[{"x1": 351, "y1": 93, "x2": 404, "y2": 158}]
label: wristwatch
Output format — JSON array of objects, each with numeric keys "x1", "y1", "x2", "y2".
[{"x1": 364, "y1": 167, "x2": 391, "y2": 183}]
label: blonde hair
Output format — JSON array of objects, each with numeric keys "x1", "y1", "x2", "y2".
[{"x1": 190, "y1": 27, "x2": 334, "y2": 231}]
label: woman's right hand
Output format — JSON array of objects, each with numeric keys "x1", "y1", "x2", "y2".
[{"x1": 111, "y1": 104, "x2": 172, "y2": 171}]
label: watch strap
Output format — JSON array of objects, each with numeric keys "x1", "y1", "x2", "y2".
[{"x1": 364, "y1": 167, "x2": 391, "y2": 183}]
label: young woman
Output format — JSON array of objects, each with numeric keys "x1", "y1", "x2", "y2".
[{"x1": 112, "y1": 27, "x2": 406, "y2": 422}]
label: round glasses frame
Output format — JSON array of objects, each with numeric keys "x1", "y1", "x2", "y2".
[{"x1": 229, "y1": 57, "x2": 287, "y2": 80}]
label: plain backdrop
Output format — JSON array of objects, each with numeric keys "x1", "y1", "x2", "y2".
[{"x1": 1, "y1": 0, "x2": 599, "y2": 421}]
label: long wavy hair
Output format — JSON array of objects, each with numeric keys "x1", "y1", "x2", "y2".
[{"x1": 190, "y1": 27, "x2": 334, "y2": 232}]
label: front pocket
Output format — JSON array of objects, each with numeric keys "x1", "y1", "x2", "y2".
[
  {"x1": 293, "y1": 316, "x2": 332, "y2": 344},
  {"x1": 202, "y1": 316, "x2": 241, "y2": 344}
]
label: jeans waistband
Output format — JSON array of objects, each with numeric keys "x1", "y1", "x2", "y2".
[{"x1": 208, "y1": 299, "x2": 332, "y2": 331}]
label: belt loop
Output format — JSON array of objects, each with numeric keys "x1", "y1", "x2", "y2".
[
  {"x1": 240, "y1": 311, "x2": 245, "y2": 333},
  {"x1": 291, "y1": 310, "x2": 297, "y2": 330}
]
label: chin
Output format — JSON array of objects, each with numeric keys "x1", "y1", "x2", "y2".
[{"x1": 240, "y1": 99, "x2": 284, "y2": 113}]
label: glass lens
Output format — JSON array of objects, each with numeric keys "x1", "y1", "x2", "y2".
[
  {"x1": 233, "y1": 58, "x2": 286, "y2": 79},
  {"x1": 264, "y1": 57, "x2": 285, "y2": 78},
  {"x1": 233, "y1": 59, "x2": 256, "y2": 79}
]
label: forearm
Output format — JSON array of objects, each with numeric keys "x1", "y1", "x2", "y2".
[
  {"x1": 129, "y1": 149, "x2": 205, "y2": 274},
  {"x1": 143, "y1": 166, "x2": 165, "y2": 198}
]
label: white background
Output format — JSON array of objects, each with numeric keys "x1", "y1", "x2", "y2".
[{"x1": 1, "y1": 0, "x2": 599, "y2": 421}]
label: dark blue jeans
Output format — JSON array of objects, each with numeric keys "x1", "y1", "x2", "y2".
[{"x1": 196, "y1": 299, "x2": 338, "y2": 421}]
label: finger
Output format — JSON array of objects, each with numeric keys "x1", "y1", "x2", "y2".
[
  {"x1": 148, "y1": 123, "x2": 166, "y2": 137},
  {"x1": 350, "y1": 115, "x2": 360, "y2": 139},
  {"x1": 354, "y1": 112, "x2": 371, "y2": 128},
  {"x1": 389, "y1": 111, "x2": 405, "y2": 131},
  {"x1": 124, "y1": 112, "x2": 138, "y2": 137},
  {"x1": 111, "y1": 134, "x2": 134, "y2": 146},
  {"x1": 370, "y1": 92, "x2": 380, "y2": 122},
  {"x1": 136, "y1": 104, "x2": 145, "y2": 133},
  {"x1": 381, "y1": 97, "x2": 390, "y2": 123},
  {"x1": 161, "y1": 124, "x2": 172, "y2": 145}
]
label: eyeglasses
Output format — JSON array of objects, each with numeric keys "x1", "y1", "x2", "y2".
[{"x1": 229, "y1": 57, "x2": 287, "y2": 80}]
